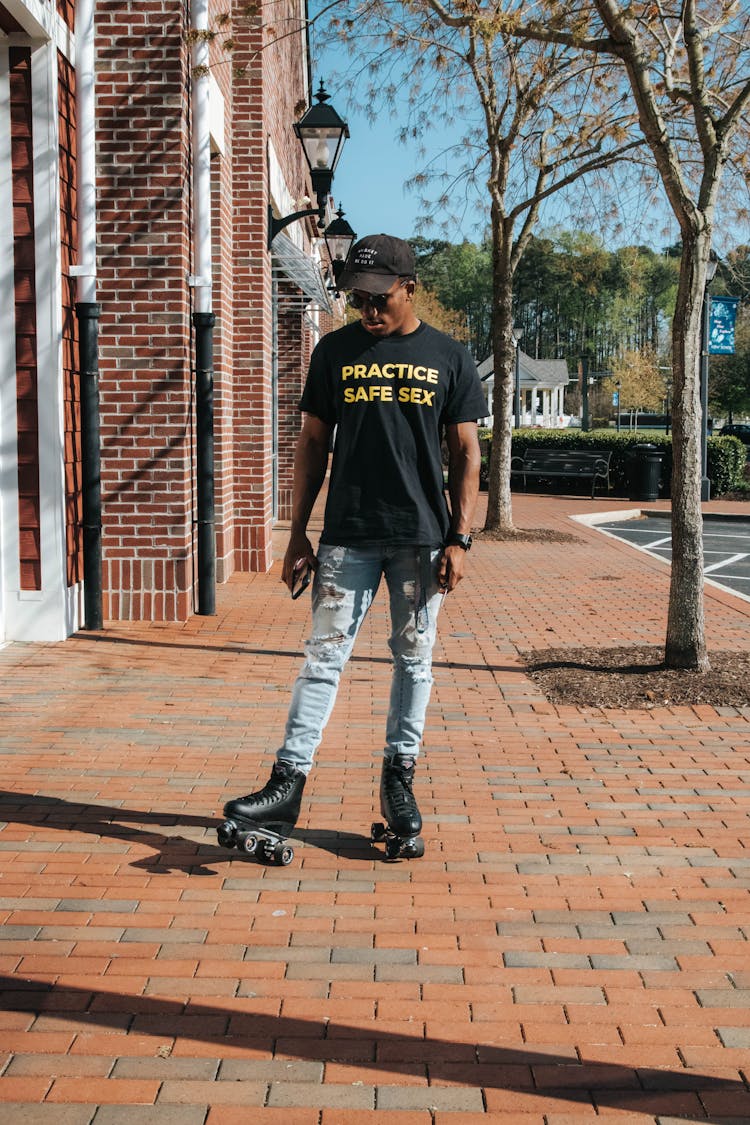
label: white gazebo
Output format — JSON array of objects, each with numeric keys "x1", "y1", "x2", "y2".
[{"x1": 477, "y1": 349, "x2": 570, "y2": 427}]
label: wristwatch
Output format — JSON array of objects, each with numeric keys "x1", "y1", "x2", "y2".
[{"x1": 446, "y1": 532, "x2": 473, "y2": 551}]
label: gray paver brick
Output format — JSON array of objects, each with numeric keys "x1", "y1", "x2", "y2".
[
  {"x1": 374, "y1": 965, "x2": 463, "y2": 983},
  {"x1": 2, "y1": 1110, "x2": 94, "y2": 1125},
  {"x1": 56, "y1": 900, "x2": 139, "y2": 913},
  {"x1": 376, "y1": 1085, "x2": 485, "y2": 1111},
  {"x1": 110, "y1": 1058, "x2": 220, "y2": 1079},
  {"x1": 267, "y1": 1081, "x2": 375, "y2": 1108},
  {"x1": 717, "y1": 1028, "x2": 750, "y2": 1047},
  {"x1": 589, "y1": 955, "x2": 678, "y2": 971},
  {"x1": 696, "y1": 990, "x2": 750, "y2": 1008},
  {"x1": 218, "y1": 1059, "x2": 324, "y2": 1082},
  {"x1": 503, "y1": 952, "x2": 591, "y2": 969},
  {"x1": 331, "y1": 947, "x2": 416, "y2": 964},
  {"x1": 93, "y1": 1110, "x2": 207, "y2": 1125}
]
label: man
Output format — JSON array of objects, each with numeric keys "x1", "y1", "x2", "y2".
[{"x1": 223, "y1": 234, "x2": 486, "y2": 857}]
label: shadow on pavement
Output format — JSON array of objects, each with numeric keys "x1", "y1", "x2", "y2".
[
  {"x1": 0, "y1": 791, "x2": 377, "y2": 873},
  {"x1": 77, "y1": 630, "x2": 521, "y2": 676},
  {"x1": 0, "y1": 974, "x2": 745, "y2": 1119}
]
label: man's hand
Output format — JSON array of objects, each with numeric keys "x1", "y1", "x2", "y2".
[
  {"x1": 282, "y1": 535, "x2": 317, "y2": 593},
  {"x1": 437, "y1": 544, "x2": 469, "y2": 593}
]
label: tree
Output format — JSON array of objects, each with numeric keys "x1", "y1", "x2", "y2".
[
  {"x1": 516, "y1": 1, "x2": 750, "y2": 669},
  {"x1": 413, "y1": 238, "x2": 494, "y2": 359},
  {"x1": 413, "y1": 285, "x2": 471, "y2": 342},
  {"x1": 512, "y1": 232, "x2": 679, "y2": 366},
  {"x1": 604, "y1": 347, "x2": 667, "y2": 425},
  {"x1": 317, "y1": 0, "x2": 644, "y2": 535}
]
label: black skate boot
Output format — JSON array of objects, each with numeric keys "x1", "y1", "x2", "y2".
[
  {"x1": 218, "y1": 761, "x2": 306, "y2": 865},
  {"x1": 371, "y1": 757, "x2": 424, "y2": 860}
]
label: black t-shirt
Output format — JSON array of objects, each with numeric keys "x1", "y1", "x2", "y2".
[{"x1": 300, "y1": 320, "x2": 487, "y2": 547}]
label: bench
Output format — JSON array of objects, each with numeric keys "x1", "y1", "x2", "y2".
[{"x1": 511, "y1": 448, "x2": 612, "y2": 499}]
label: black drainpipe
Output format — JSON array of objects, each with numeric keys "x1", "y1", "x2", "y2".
[
  {"x1": 193, "y1": 310, "x2": 216, "y2": 615},
  {"x1": 76, "y1": 300, "x2": 103, "y2": 630}
]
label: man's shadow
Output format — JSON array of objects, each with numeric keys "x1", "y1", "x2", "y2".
[{"x1": 0, "y1": 791, "x2": 378, "y2": 874}]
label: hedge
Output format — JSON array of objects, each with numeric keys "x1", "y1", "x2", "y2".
[{"x1": 478, "y1": 428, "x2": 747, "y2": 497}]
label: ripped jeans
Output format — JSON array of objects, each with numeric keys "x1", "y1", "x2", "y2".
[{"x1": 278, "y1": 544, "x2": 444, "y2": 775}]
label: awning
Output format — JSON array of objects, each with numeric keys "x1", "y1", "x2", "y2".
[{"x1": 271, "y1": 232, "x2": 333, "y2": 313}]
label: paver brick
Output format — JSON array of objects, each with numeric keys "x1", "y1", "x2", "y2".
[{"x1": 2, "y1": 491, "x2": 750, "y2": 1120}]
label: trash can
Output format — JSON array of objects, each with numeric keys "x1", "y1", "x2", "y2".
[{"x1": 629, "y1": 443, "x2": 665, "y2": 502}]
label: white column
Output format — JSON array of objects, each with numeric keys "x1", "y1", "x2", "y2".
[{"x1": 191, "y1": 0, "x2": 212, "y2": 313}]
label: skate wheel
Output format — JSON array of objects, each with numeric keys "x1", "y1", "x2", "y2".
[
  {"x1": 240, "y1": 833, "x2": 259, "y2": 855},
  {"x1": 385, "y1": 836, "x2": 402, "y2": 860},
  {"x1": 371, "y1": 821, "x2": 386, "y2": 842},
  {"x1": 274, "y1": 841, "x2": 294, "y2": 866},
  {"x1": 402, "y1": 836, "x2": 425, "y2": 859},
  {"x1": 217, "y1": 820, "x2": 237, "y2": 848}
]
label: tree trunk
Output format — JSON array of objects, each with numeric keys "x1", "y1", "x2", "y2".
[
  {"x1": 665, "y1": 231, "x2": 710, "y2": 671},
  {"x1": 484, "y1": 206, "x2": 516, "y2": 532}
]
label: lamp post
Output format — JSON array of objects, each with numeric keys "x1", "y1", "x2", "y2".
[
  {"x1": 323, "y1": 205, "x2": 357, "y2": 291},
  {"x1": 512, "y1": 327, "x2": 523, "y2": 428},
  {"x1": 581, "y1": 354, "x2": 590, "y2": 432},
  {"x1": 268, "y1": 81, "x2": 350, "y2": 247},
  {"x1": 700, "y1": 253, "x2": 719, "y2": 501},
  {"x1": 615, "y1": 380, "x2": 621, "y2": 432}
]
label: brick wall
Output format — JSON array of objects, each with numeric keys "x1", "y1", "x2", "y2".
[
  {"x1": 87, "y1": 0, "x2": 324, "y2": 620},
  {"x1": 232, "y1": 1, "x2": 316, "y2": 570},
  {"x1": 95, "y1": 1, "x2": 193, "y2": 621}
]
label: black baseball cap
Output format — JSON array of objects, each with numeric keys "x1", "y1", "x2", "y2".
[{"x1": 338, "y1": 234, "x2": 416, "y2": 294}]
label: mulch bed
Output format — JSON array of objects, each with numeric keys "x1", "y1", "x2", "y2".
[{"x1": 524, "y1": 645, "x2": 750, "y2": 709}]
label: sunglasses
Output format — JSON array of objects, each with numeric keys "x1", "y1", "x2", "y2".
[{"x1": 348, "y1": 280, "x2": 408, "y2": 312}]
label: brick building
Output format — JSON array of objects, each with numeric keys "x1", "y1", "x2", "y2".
[{"x1": 1, "y1": 0, "x2": 339, "y2": 641}]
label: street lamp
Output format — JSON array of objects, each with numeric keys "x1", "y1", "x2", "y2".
[
  {"x1": 700, "y1": 252, "x2": 719, "y2": 501},
  {"x1": 323, "y1": 204, "x2": 357, "y2": 289},
  {"x1": 512, "y1": 326, "x2": 523, "y2": 428},
  {"x1": 581, "y1": 354, "x2": 591, "y2": 431},
  {"x1": 615, "y1": 379, "x2": 622, "y2": 432},
  {"x1": 268, "y1": 81, "x2": 350, "y2": 247}
]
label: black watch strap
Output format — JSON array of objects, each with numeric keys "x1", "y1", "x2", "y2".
[{"x1": 446, "y1": 532, "x2": 472, "y2": 551}]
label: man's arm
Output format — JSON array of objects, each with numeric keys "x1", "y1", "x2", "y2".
[
  {"x1": 438, "y1": 420, "x2": 481, "y2": 592},
  {"x1": 282, "y1": 414, "x2": 332, "y2": 591}
]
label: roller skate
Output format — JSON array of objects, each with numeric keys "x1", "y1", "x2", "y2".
[
  {"x1": 218, "y1": 761, "x2": 306, "y2": 866},
  {"x1": 371, "y1": 756, "x2": 424, "y2": 860}
]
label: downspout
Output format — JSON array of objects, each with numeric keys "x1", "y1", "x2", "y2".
[
  {"x1": 72, "y1": 0, "x2": 102, "y2": 629},
  {"x1": 190, "y1": 0, "x2": 216, "y2": 615}
]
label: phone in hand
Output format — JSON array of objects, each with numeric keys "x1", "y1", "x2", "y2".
[{"x1": 291, "y1": 559, "x2": 313, "y2": 600}]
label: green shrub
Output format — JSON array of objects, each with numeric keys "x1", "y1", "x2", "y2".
[
  {"x1": 709, "y1": 435, "x2": 747, "y2": 495},
  {"x1": 477, "y1": 427, "x2": 746, "y2": 497}
]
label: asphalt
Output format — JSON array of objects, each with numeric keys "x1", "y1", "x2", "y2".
[
  {"x1": 584, "y1": 512, "x2": 750, "y2": 602},
  {"x1": 1, "y1": 489, "x2": 750, "y2": 1124}
]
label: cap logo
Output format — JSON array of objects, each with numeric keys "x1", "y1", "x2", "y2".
[{"x1": 353, "y1": 247, "x2": 379, "y2": 267}]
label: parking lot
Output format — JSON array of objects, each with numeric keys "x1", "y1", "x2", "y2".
[{"x1": 589, "y1": 511, "x2": 750, "y2": 601}]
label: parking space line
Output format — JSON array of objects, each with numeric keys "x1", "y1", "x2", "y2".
[
  {"x1": 573, "y1": 510, "x2": 750, "y2": 604},
  {"x1": 704, "y1": 552, "x2": 748, "y2": 574}
]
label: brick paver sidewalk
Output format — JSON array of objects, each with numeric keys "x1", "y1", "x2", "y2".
[{"x1": 1, "y1": 492, "x2": 749, "y2": 1124}]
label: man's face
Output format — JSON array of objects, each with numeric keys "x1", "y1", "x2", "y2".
[{"x1": 351, "y1": 277, "x2": 417, "y2": 337}]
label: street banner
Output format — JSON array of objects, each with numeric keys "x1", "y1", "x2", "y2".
[{"x1": 709, "y1": 296, "x2": 740, "y2": 355}]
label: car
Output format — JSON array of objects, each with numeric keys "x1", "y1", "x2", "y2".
[{"x1": 719, "y1": 423, "x2": 750, "y2": 445}]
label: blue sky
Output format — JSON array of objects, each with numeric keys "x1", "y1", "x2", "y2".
[
  {"x1": 309, "y1": 19, "x2": 482, "y2": 244},
  {"x1": 312, "y1": 83, "x2": 473, "y2": 244}
]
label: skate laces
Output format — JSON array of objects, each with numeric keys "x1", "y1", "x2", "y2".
[
  {"x1": 384, "y1": 760, "x2": 416, "y2": 809},
  {"x1": 241, "y1": 765, "x2": 298, "y2": 807}
]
